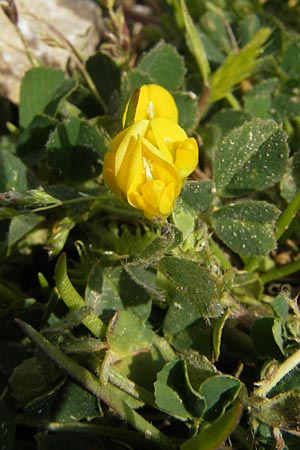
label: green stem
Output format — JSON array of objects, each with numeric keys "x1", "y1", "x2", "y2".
[
  {"x1": 210, "y1": 239, "x2": 232, "y2": 269},
  {"x1": 55, "y1": 253, "x2": 106, "y2": 338},
  {"x1": 243, "y1": 256, "x2": 262, "y2": 273},
  {"x1": 15, "y1": 320, "x2": 176, "y2": 450},
  {"x1": 225, "y1": 92, "x2": 242, "y2": 110},
  {"x1": 254, "y1": 347, "x2": 300, "y2": 398},
  {"x1": 260, "y1": 258, "x2": 300, "y2": 284},
  {"x1": 108, "y1": 368, "x2": 156, "y2": 406},
  {"x1": 275, "y1": 190, "x2": 300, "y2": 240},
  {"x1": 45, "y1": 422, "x2": 162, "y2": 448}
]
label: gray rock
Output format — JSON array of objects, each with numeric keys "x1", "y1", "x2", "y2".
[{"x1": 0, "y1": 0, "x2": 102, "y2": 103}]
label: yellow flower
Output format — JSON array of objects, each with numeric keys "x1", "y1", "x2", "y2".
[
  {"x1": 103, "y1": 118, "x2": 198, "y2": 219},
  {"x1": 123, "y1": 84, "x2": 178, "y2": 127}
]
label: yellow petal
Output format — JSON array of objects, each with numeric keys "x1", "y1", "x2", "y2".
[
  {"x1": 103, "y1": 152, "x2": 123, "y2": 198},
  {"x1": 114, "y1": 120, "x2": 149, "y2": 174},
  {"x1": 141, "y1": 137, "x2": 181, "y2": 196},
  {"x1": 122, "y1": 84, "x2": 178, "y2": 126},
  {"x1": 174, "y1": 137, "x2": 199, "y2": 179},
  {"x1": 128, "y1": 180, "x2": 177, "y2": 219},
  {"x1": 148, "y1": 117, "x2": 188, "y2": 162},
  {"x1": 141, "y1": 180, "x2": 165, "y2": 208},
  {"x1": 159, "y1": 182, "x2": 177, "y2": 215},
  {"x1": 116, "y1": 135, "x2": 144, "y2": 193}
]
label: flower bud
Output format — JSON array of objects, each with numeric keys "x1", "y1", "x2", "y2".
[{"x1": 123, "y1": 84, "x2": 178, "y2": 127}]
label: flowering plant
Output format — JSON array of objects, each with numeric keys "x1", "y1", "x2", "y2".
[
  {"x1": 104, "y1": 84, "x2": 198, "y2": 219},
  {"x1": 2, "y1": 2, "x2": 300, "y2": 450}
]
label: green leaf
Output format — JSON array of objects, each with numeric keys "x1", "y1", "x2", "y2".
[
  {"x1": 231, "y1": 271, "x2": 263, "y2": 303},
  {"x1": 170, "y1": 319, "x2": 214, "y2": 358},
  {"x1": 280, "y1": 154, "x2": 300, "y2": 202},
  {"x1": 210, "y1": 28, "x2": 271, "y2": 102},
  {"x1": 124, "y1": 264, "x2": 165, "y2": 304},
  {"x1": 9, "y1": 357, "x2": 62, "y2": 405},
  {"x1": 281, "y1": 37, "x2": 300, "y2": 79},
  {"x1": 0, "y1": 189, "x2": 61, "y2": 220},
  {"x1": 154, "y1": 360, "x2": 206, "y2": 420},
  {"x1": 17, "y1": 114, "x2": 58, "y2": 165},
  {"x1": 137, "y1": 42, "x2": 186, "y2": 91},
  {"x1": 46, "y1": 117, "x2": 109, "y2": 183},
  {"x1": 118, "y1": 269, "x2": 152, "y2": 321},
  {"x1": 19, "y1": 67, "x2": 76, "y2": 128},
  {"x1": 213, "y1": 118, "x2": 288, "y2": 197},
  {"x1": 199, "y1": 30, "x2": 226, "y2": 65},
  {"x1": 210, "y1": 109, "x2": 252, "y2": 135},
  {"x1": 85, "y1": 262, "x2": 123, "y2": 319},
  {"x1": 200, "y1": 9, "x2": 233, "y2": 56},
  {"x1": 173, "y1": 91, "x2": 199, "y2": 133},
  {"x1": 8, "y1": 213, "x2": 44, "y2": 248},
  {"x1": 272, "y1": 294, "x2": 289, "y2": 325},
  {"x1": 178, "y1": 180, "x2": 214, "y2": 215},
  {"x1": 244, "y1": 78, "x2": 278, "y2": 119},
  {"x1": 54, "y1": 253, "x2": 106, "y2": 338},
  {"x1": 180, "y1": 403, "x2": 243, "y2": 450},
  {"x1": 251, "y1": 317, "x2": 285, "y2": 359},
  {"x1": 212, "y1": 200, "x2": 280, "y2": 257},
  {"x1": 0, "y1": 150, "x2": 28, "y2": 192},
  {"x1": 58, "y1": 336, "x2": 106, "y2": 354},
  {"x1": 86, "y1": 52, "x2": 121, "y2": 106},
  {"x1": 43, "y1": 307, "x2": 96, "y2": 334},
  {"x1": 105, "y1": 311, "x2": 170, "y2": 397},
  {"x1": 212, "y1": 309, "x2": 229, "y2": 362},
  {"x1": 272, "y1": 318, "x2": 285, "y2": 355},
  {"x1": 49, "y1": 380, "x2": 101, "y2": 423},
  {"x1": 199, "y1": 375, "x2": 242, "y2": 421},
  {"x1": 86, "y1": 262, "x2": 152, "y2": 321},
  {"x1": 163, "y1": 292, "x2": 204, "y2": 336},
  {"x1": 272, "y1": 92, "x2": 300, "y2": 120},
  {"x1": 133, "y1": 224, "x2": 181, "y2": 264},
  {"x1": 107, "y1": 310, "x2": 155, "y2": 358},
  {"x1": 180, "y1": 0, "x2": 210, "y2": 85},
  {"x1": 159, "y1": 256, "x2": 222, "y2": 318},
  {"x1": 123, "y1": 70, "x2": 153, "y2": 96}
]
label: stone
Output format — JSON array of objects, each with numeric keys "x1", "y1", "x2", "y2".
[{"x1": 0, "y1": 0, "x2": 102, "y2": 103}]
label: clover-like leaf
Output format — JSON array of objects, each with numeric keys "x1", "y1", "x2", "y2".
[
  {"x1": 214, "y1": 118, "x2": 288, "y2": 197},
  {"x1": 212, "y1": 200, "x2": 280, "y2": 257},
  {"x1": 19, "y1": 67, "x2": 76, "y2": 128},
  {"x1": 159, "y1": 256, "x2": 222, "y2": 319}
]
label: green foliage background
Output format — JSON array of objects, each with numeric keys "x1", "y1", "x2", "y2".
[{"x1": 1, "y1": 0, "x2": 300, "y2": 449}]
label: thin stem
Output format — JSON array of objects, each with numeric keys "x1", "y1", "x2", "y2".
[
  {"x1": 16, "y1": 319, "x2": 177, "y2": 450},
  {"x1": 254, "y1": 347, "x2": 300, "y2": 398},
  {"x1": 45, "y1": 422, "x2": 161, "y2": 448},
  {"x1": 108, "y1": 368, "x2": 156, "y2": 406},
  {"x1": 225, "y1": 92, "x2": 242, "y2": 110},
  {"x1": 210, "y1": 239, "x2": 232, "y2": 269},
  {"x1": 275, "y1": 190, "x2": 300, "y2": 240},
  {"x1": 260, "y1": 258, "x2": 300, "y2": 284},
  {"x1": 243, "y1": 256, "x2": 262, "y2": 273},
  {"x1": 197, "y1": 84, "x2": 211, "y2": 122}
]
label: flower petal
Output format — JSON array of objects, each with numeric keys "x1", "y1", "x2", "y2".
[
  {"x1": 174, "y1": 137, "x2": 199, "y2": 179},
  {"x1": 122, "y1": 84, "x2": 178, "y2": 126}
]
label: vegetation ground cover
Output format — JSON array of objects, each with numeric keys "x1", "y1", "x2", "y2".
[{"x1": 1, "y1": 1, "x2": 300, "y2": 449}]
